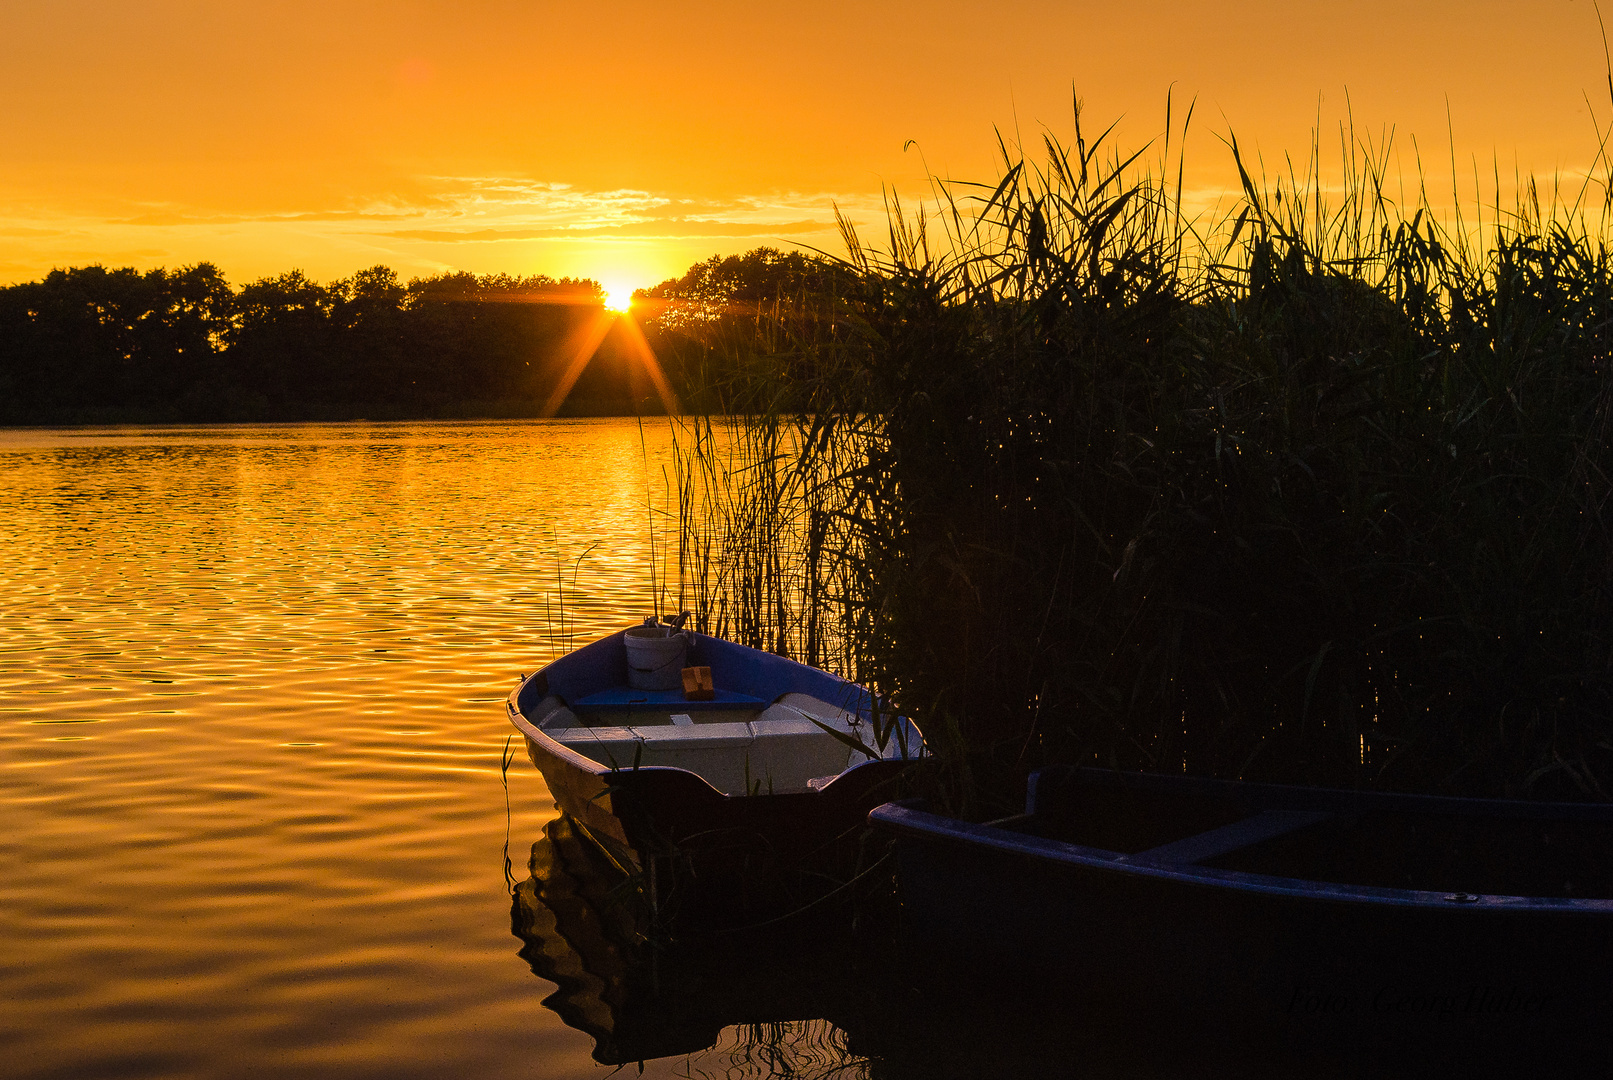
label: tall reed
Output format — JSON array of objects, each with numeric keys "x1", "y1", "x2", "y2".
[{"x1": 653, "y1": 97, "x2": 1613, "y2": 811}]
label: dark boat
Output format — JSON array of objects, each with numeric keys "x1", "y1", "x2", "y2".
[
  {"x1": 869, "y1": 764, "x2": 1613, "y2": 1051},
  {"x1": 507, "y1": 815, "x2": 1573, "y2": 1079},
  {"x1": 506, "y1": 623, "x2": 923, "y2": 918}
]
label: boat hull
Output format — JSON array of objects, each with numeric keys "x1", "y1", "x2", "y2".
[
  {"x1": 521, "y1": 729, "x2": 911, "y2": 860},
  {"x1": 508, "y1": 629, "x2": 922, "y2": 919}
]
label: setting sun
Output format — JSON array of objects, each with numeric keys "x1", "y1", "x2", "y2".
[{"x1": 603, "y1": 286, "x2": 633, "y2": 313}]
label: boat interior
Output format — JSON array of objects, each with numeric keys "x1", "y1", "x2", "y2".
[
  {"x1": 533, "y1": 690, "x2": 912, "y2": 796},
  {"x1": 1009, "y1": 767, "x2": 1613, "y2": 899}
]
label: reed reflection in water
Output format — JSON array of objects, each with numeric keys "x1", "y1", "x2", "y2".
[{"x1": 0, "y1": 419, "x2": 687, "y2": 1079}]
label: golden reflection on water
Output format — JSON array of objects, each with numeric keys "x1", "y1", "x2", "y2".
[{"x1": 0, "y1": 419, "x2": 692, "y2": 1080}]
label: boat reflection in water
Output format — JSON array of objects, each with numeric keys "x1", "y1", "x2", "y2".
[
  {"x1": 511, "y1": 816, "x2": 1607, "y2": 1080},
  {"x1": 510, "y1": 815, "x2": 881, "y2": 1073}
]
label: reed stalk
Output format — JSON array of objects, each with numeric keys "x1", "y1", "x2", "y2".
[{"x1": 650, "y1": 95, "x2": 1613, "y2": 810}]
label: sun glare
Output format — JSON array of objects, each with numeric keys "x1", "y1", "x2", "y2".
[{"x1": 603, "y1": 286, "x2": 633, "y2": 313}]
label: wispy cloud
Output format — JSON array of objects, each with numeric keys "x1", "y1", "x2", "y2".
[
  {"x1": 0, "y1": 174, "x2": 886, "y2": 283},
  {"x1": 359, "y1": 177, "x2": 875, "y2": 242},
  {"x1": 383, "y1": 219, "x2": 829, "y2": 243}
]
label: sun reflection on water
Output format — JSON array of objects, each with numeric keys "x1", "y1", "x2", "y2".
[{"x1": 0, "y1": 418, "x2": 695, "y2": 1079}]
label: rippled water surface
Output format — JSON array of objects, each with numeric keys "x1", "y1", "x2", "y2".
[
  {"x1": 0, "y1": 420, "x2": 738, "y2": 1080},
  {"x1": 10, "y1": 421, "x2": 1586, "y2": 1080}
]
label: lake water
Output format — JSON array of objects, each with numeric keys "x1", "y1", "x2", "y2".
[
  {"x1": 9, "y1": 419, "x2": 1589, "y2": 1080},
  {"x1": 0, "y1": 419, "x2": 791, "y2": 1080}
]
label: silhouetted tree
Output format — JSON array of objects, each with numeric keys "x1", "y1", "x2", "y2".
[
  {"x1": 0, "y1": 263, "x2": 233, "y2": 421},
  {"x1": 0, "y1": 250, "x2": 805, "y2": 422}
]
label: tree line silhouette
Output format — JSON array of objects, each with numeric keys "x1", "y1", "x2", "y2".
[{"x1": 0, "y1": 251, "x2": 838, "y2": 424}]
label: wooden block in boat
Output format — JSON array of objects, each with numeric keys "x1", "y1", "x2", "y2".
[{"x1": 682, "y1": 666, "x2": 715, "y2": 700}]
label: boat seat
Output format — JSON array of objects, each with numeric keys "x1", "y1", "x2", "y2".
[
  {"x1": 776, "y1": 691, "x2": 863, "y2": 724},
  {"x1": 548, "y1": 725, "x2": 644, "y2": 769},
  {"x1": 548, "y1": 703, "x2": 879, "y2": 795},
  {"x1": 751, "y1": 712, "x2": 870, "y2": 753},
  {"x1": 755, "y1": 700, "x2": 867, "y2": 738},
  {"x1": 751, "y1": 715, "x2": 834, "y2": 738},
  {"x1": 631, "y1": 721, "x2": 755, "y2": 751},
  {"x1": 1119, "y1": 810, "x2": 1335, "y2": 866},
  {"x1": 746, "y1": 704, "x2": 865, "y2": 789}
]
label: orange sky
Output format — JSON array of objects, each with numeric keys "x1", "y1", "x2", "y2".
[{"x1": 1, "y1": 0, "x2": 1608, "y2": 290}]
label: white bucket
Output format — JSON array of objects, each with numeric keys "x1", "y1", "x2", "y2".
[{"x1": 624, "y1": 626, "x2": 689, "y2": 690}]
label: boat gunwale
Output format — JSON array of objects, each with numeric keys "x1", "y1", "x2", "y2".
[{"x1": 870, "y1": 775, "x2": 1613, "y2": 915}]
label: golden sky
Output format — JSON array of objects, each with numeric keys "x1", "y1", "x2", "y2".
[{"x1": 1, "y1": 0, "x2": 1608, "y2": 290}]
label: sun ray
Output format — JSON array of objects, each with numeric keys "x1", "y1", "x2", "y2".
[
  {"x1": 616, "y1": 310, "x2": 681, "y2": 416},
  {"x1": 540, "y1": 310, "x2": 618, "y2": 418}
]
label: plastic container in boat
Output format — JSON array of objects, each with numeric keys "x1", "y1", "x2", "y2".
[{"x1": 624, "y1": 626, "x2": 689, "y2": 690}]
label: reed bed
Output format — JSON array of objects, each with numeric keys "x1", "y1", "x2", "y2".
[{"x1": 653, "y1": 99, "x2": 1613, "y2": 812}]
